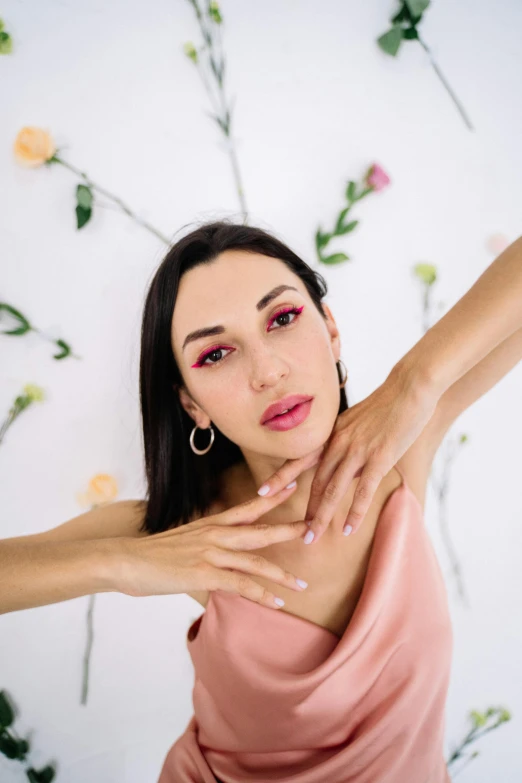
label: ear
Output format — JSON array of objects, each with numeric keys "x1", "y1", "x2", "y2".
[
  {"x1": 321, "y1": 303, "x2": 342, "y2": 364},
  {"x1": 175, "y1": 385, "x2": 210, "y2": 428}
]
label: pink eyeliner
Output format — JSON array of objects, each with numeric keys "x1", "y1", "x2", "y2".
[{"x1": 191, "y1": 304, "x2": 304, "y2": 368}]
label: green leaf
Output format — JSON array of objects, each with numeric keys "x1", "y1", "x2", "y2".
[
  {"x1": 206, "y1": 112, "x2": 228, "y2": 133},
  {"x1": 405, "y1": 0, "x2": 430, "y2": 18},
  {"x1": 391, "y1": 7, "x2": 411, "y2": 25},
  {"x1": 345, "y1": 180, "x2": 357, "y2": 202},
  {"x1": 335, "y1": 206, "x2": 350, "y2": 233},
  {"x1": 0, "y1": 732, "x2": 24, "y2": 760},
  {"x1": 320, "y1": 252, "x2": 349, "y2": 265},
  {"x1": 76, "y1": 184, "x2": 93, "y2": 209},
  {"x1": 403, "y1": 27, "x2": 419, "y2": 40},
  {"x1": 27, "y1": 765, "x2": 56, "y2": 783},
  {"x1": 0, "y1": 692, "x2": 15, "y2": 728},
  {"x1": 0, "y1": 303, "x2": 31, "y2": 335},
  {"x1": 336, "y1": 219, "x2": 359, "y2": 236},
  {"x1": 53, "y1": 339, "x2": 72, "y2": 360},
  {"x1": 377, "y1": 26, "x2": 403, "y2": 57},
  {"x1": 2, "y1": 325, "x2": 29, "y2": 336},
  {"x1": 315, "y1": 228, "x2": 330, "y2": 250},
  {"x1": 75, "y1": 205, "x2": 92, "y2": 229}
]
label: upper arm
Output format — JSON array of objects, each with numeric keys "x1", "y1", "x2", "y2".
[
  {"x1": 432, "y1": 325, "x2": 522, "y2": 425},
  {"x1": 396, "y1": 403, "x2": 450, "y2": 512},
  {"x1": 397, "y1": 325, "x2": 522, "y2": 510},
  {"x1": 2, "y1": 499, "x2": 149, "y2": 546}
]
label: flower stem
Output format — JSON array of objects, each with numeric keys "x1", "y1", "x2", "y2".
[
  {"x1": 52, "y1": 156, "x2": 172, "y2": 245},
  {"x1": 417, "y1": 35, "x2": 474, "y2": 132}
]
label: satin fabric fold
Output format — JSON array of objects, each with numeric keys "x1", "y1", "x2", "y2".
[{"x1": 158, "y1": 474, "x2": 453, "y2": 783}]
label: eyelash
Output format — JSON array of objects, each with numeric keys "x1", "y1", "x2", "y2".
[{"x1": 191, "y1": 305, "x2": 305, "y2": 368}]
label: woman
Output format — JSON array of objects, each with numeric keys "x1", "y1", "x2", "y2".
[
  {"x1": 2, "y1": 221, "x2": 521, "y2": 782},
  {"x1": 142, "y1": 220, "x2": 452, "y2": 783}
]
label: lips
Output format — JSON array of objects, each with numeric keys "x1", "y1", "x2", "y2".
[{"x1": 260, "y1": 394, "x2": 314, "y2": 424}]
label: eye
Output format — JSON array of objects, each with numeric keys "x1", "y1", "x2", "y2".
[
  {"x1": 266, "y1": 305, "x2": 304, "y2": 331},
  {"x1": 192, "y1": 305, "x2": 304, "y2": 368}
]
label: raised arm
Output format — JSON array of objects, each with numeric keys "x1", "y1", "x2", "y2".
[{"x1": 0, "y1": 500, "x2": 147, "y2": 615}]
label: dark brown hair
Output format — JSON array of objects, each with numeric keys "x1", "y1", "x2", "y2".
[{"x1": 138, "y1": 219, "x2": 349, "y2": 535}]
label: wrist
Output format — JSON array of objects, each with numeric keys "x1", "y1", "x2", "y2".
[
  {"x1": 96, "y1": 537, "x2": 135, "y2": 594},
  {"x1": 389, "y1": 352, "x2": 444, "y2": 405}
]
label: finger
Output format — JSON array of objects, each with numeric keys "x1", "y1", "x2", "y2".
[
  {"x1": 303, "y1": 439, "x2": 346, "y2": 523},
  {"x1": 305, "y1": 454, "x2": 363, "y2": 544},
  {"x1": 210, "y1": 578, "x2": 290, "y2": 610},
  {"x1": 212, "y1": 519, "x2": 310, "y2": 550},
  {"x1": 217, "y1": 481, "x2": 299, "y2": 526},
  {"x1": 342, "y1": 462, "x2": 384, "y2": 535},
  {"x1": 304, "y1": 460, "x2": 363, "y2": 523},
  {"x1": 256, "y1": 446, "x2": 326, "y2": 498},
  {"x1": 144, "y1": 482, "x2": 300, "y2": 538},
  {"x1": 204, "y1": 548, "x2": 309, "y2": 594}
]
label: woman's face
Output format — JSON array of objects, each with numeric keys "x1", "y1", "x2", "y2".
[{"x1": 171, "y1": 250, "x2": 342, "y2": 461}]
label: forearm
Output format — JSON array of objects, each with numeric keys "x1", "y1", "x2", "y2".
[
  {"x1": 396, "y1": 235, "x2": 522, "y2": 397},
  {"x1": 0, "y1": 537, "x2": 124, "y2": 615}
]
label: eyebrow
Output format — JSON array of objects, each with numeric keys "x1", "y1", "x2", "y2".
[{"x1": 182, "y1": 284, "x2": 300, "y2": 351}]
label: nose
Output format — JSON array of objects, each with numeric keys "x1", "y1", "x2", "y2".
[{"x1": 249, "y1": 351, "x2": 290, "y2": 391}]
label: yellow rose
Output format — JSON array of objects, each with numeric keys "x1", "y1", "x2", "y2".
[
  {"x1": 76, "y1": 473, "x2": 119, "y2": 508},
  {"x1": 13, "y1": 126, "x2": 56, "y2": 167}
]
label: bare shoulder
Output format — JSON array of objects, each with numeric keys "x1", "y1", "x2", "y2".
[{"x1": 2, "y1": 499, "x2": 149, "y2": 546}]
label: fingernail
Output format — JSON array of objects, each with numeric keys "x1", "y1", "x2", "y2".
[
  {"x1": 286, "y1": 480, "x2": 296, "y2": 489},
  {"x1": 304, "y1": 529, "x2": 315, "y2": 544},
  {"x1": 343, "y1": 524, "x2": 353, "y2": 536},
  {"x1": 296, "y1": 578, "x2": 308, "y2": 589},
  {"x1": 257, "y1": 484, "x2": 270, "y2": 496},
  {"x1": 273, "y1": 597, "x2": 285, "y2": 607}
]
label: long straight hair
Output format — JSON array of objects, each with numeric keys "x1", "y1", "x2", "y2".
[{"x1": 138, "y1": 220, "x2": 349, "y2": 535}]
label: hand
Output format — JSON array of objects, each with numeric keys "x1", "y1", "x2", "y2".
[
  {"x1": 256, "y1": 366, "x2": 439, "y2": 543},
  {"x1": 117, "y1": 482, "x2": 310, "y2": 610}
]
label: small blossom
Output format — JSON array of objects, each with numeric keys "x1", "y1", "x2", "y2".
[
  {"x1": 183, "y1": 42, "x2": 198, "y2": 63},
  {"x1": 365, "y1": 163, "x2": 391, "y2": 192},
  {"x1": 470, "y1": 709, "x2": 487, "y2": 728},
  {"x1": 209, "y1": 2, "x2": 223, "y2": 23},
  {"x1": 413, "y1": 263, "x2": 437, "y2": 286},
  {"x1": 77, "y1": 473, "x2": 119, "y2": 508},
  {"x1": 23, "y1": 383, "x2": 45, "y2": 403},
  {"x1": 486, "y1": 233, "x2": 510, "y2": 256},
  {"x1": 13, "y1": 127, "x2": 56, "y2": 167},
  {"x1": 0, "y1": 17, "x2": 13, "y2": 55}
]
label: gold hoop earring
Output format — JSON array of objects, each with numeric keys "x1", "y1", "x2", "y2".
[
  {"x1": 337, "y1": 359, "x2": 348, "y2": 388},
  {"x1": 190, "y1": 424, "x2": 215, "y2": 455}
]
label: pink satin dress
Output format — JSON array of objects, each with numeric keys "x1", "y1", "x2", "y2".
[{"x1": 157, "y1": 467, "x2": 454, "y2": 783}]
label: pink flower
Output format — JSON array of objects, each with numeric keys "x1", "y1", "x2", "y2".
[
  {"x1": 365, "y1": 163, "x2": 391, "y2": 192},
  {"x1": 485, "y1": 233, "x2": 510, "y2": 255}
]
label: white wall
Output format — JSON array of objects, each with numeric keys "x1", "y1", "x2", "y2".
[{"x1": 1, "y1": 0, "x2": 521, "y2": 781}]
